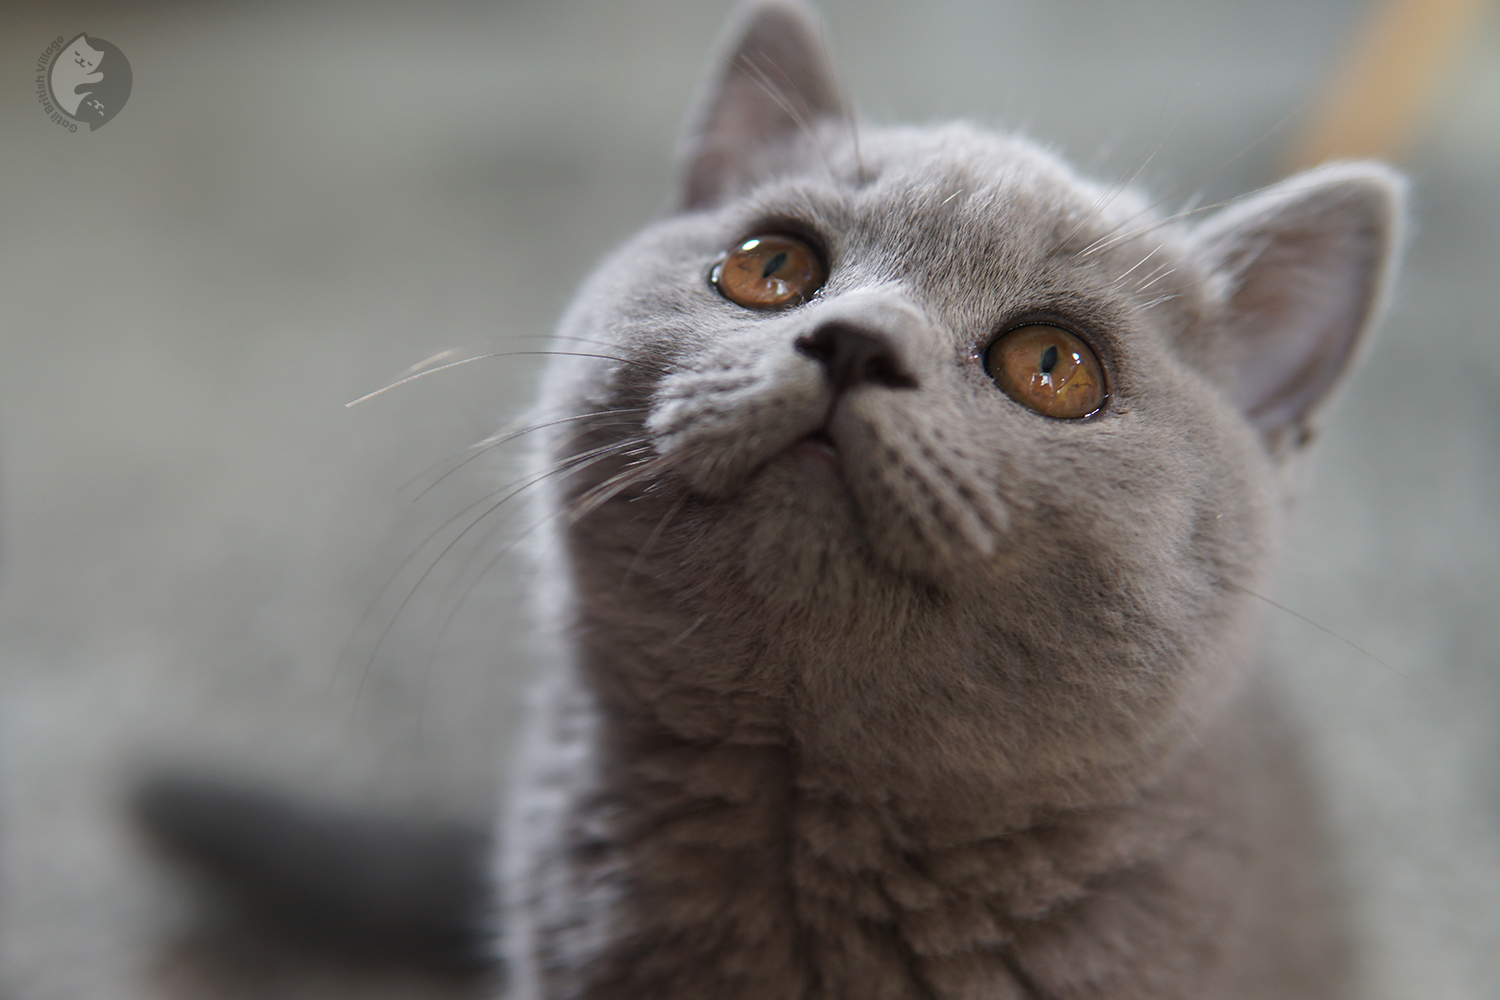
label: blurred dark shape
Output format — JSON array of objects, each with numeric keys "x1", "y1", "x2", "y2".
[{"x1": 133, "y1": 771, "x2": 497, "y2": 975}]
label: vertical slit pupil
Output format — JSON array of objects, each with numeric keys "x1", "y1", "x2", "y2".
[
  {"x1": 761, "y1": 251, "x2": 789, "y2": 279},
  {"x1": 1040, "y1": 345, "x2": 1059, "y2": 374}
]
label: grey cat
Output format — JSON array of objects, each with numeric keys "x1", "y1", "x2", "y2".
[
  {"x1": 132, "y1": 0, "x2": 1405, "y2": 994},
  {"x1": 497, "y1": 1, "x2": 1404, "y2": 998}
]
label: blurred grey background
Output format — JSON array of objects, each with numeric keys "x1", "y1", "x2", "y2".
[{"x1": 1, "y1": 0, "x2": 1497, "y2": 997}]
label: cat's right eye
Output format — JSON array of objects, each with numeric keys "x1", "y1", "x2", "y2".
[
  {"x1": 984, "y1": 325, "x2": 1106, "y2": 419},
  {"x1": 711, "y1": 234, "x2": 825, "y2": 310}
]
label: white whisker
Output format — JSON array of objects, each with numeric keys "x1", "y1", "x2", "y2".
[
  {"x1": 1113, "y1": 243, "x2": 1165, "y2": 286},
  {"x1": 347, "y1": 352, "x2": 669, "y2": 408},
  {"x1": 346, "y1": 354, "x2": 509, "y2": 407}
]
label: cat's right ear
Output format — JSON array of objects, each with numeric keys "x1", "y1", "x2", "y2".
[
  {"x1": 678, "y1": 0, "x2": 844, "y2": 211},
  {"x1": 1194, "y1": 162, "x2": 1406, "y2": 455}
]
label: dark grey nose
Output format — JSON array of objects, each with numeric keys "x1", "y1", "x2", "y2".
[{"x1": 795, "y1": 323, "x2": 917, "y2": 393}]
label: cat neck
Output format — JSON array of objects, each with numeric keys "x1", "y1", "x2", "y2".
[
  {"x1": 562, "y1": 513, "x2": 1254, "y2": 831},
  {"x1": 569, "y1": 595, "x2": 1241, "y2": 837},
  {"x1": 547, "y1": 653, "x2": 1282, "y2": 999}
]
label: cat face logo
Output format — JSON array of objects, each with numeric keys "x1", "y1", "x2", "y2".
[{"x1": 38, "y1": 33, "x2": 131, "y2": 132}]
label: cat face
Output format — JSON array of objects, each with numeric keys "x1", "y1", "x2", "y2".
[
  {"x1": 536, "y1": 0, "x2": 1401, "y2": 803},
  {"x1": 641, "y1": 123, "x2": 1241, "y2": 587},
  {"x1": 69, "y1": 39, "x2": 102, "y2": 73}
]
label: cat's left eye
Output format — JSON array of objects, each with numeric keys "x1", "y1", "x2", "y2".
[
  {"x1": 984, "y1": 325, "x2": 1106, "y2": 419},
  {"x1": 711, "y1": 234, "x2": 825, "y2": 310}
]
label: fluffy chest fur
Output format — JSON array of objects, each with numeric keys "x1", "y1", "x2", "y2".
[
  {"x1": 508, "y1": 664, "x2": 1329, "y2": 999},
  {"x1": 500, "y1": 3, "x2": 1403, "y2": 998}
]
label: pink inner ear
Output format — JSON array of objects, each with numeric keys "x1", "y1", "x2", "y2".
[
  {"x1": 1230, "y1": 228, "x2": 1374, "y2": 432},
  {"x1": 679, "y1": 0, "x2": 844, "y2": 211},
  {"x1": 1203, "y1": 166, "x2": 1403, "y2": 443}
]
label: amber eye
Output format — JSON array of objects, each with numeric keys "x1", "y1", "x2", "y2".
[
  {"x1": 711, "y1": 234, "x2": 825, "y2": 309},
  {"x1": 984, "y1": 325, "x2": 1106, "y2": 419}
]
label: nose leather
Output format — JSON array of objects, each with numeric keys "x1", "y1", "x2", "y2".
[{"x1": 795, "y1": 322, "x2": 917, "y2": 393}]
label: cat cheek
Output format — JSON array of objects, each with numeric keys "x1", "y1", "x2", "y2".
[
  {"x1": 647, "y1": 347, "x2": 829, "y2": 498},
  {"x1": 829, "y1": 398, "x2": 1013, "y2": 578}
]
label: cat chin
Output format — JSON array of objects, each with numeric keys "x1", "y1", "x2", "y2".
[
  {"x1": 666, "y1": 446, "x2": 1011, "y2": 606},
  {"x1": 677, "y1": 454, "x2": 888, "y2": 607}
]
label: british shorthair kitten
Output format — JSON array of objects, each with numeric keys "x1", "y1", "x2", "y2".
[
  {"x1": 135, "y1": 1, "x2": 1404, "y2": 996},
  {"x1": 497, "y1": 1, "x2": 1403, "y2": 998}
]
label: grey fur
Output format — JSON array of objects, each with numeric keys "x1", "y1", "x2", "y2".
[{"x1": 500, "y1": 2, "x2": 1405, "y2": 997}]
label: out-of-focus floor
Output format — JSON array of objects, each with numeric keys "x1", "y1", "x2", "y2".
[{"x1": 1, "y1": 1, "x2": 1497, "y2": 997}]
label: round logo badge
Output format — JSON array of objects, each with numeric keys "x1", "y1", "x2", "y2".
[{"x1": 36, "y1": 33, "x2": 132, "y2": 132}]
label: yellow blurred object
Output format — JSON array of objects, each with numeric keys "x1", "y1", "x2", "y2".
[{"x1": 1287, "y1": 0, "x2": 1491, "y2": 170}]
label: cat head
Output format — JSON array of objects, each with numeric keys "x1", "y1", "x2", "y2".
[
  {"x1": 68, "y1": 37, "x2": 103, "y2": 73},
  {"x1": 537, "y1": 0, "x2": 1403, "y2": 807}
]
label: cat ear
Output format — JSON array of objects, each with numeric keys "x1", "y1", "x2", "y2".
[
  {"x1": 1195, "y1": 162, "x2": 1405, "y2": 451},
  {"x1": 679, "y1": 0, "x2": 845, "y2": 210}
]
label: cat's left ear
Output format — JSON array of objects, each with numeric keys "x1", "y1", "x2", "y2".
[
  {"x1": 1195, "y1": 162, "x2": 1406, "y2": 453},
  {"x1": 678, "y1": 0, "x2": 845, "y2": 211}
]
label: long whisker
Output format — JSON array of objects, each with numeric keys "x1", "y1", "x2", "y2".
[
  {"x1": 619, "y1": 491, "x2": 690, "y2": 592},
  {"x1": 393, "y1": 348, "x2": 469, "y2": 381},
  {"x1": 738, "y1": 52, "x2": 839, "y2": 187},
  {"x1": 811, "y1": 12, "x2": 864, "y2": 189},
  {"x1": 563, "y1": 452, "x2": 682, "y2": 526},
  {"x1": 411, "y1": 408, "x2": 648, "y2": 502},
  {"x1": 349, "y1": 436, "x2": 649, "y2": 706},
  {"x1": 1074, "y1": 191, "x2": 1258, "y2": 260},
  {"x1": 436, "y1": 441, "x2": 655, "y2": 596},
  {"x1": 395, "y1": 403, "x2": 643, "y2": 495},
  {"x1": 1137, "y1": 292, "x2": 1181, "y2": 311},
  {"x1": 369, "y1": 436, "x2": 654, "y2": 715},
  {"x1": 413, "y1": 448, "x2": 682, "y2": 667},
  {"x1": 1068, "y1": 99, "x2": 1313, "y2": 261},
  {"x1": 671, "y1": 614, "x2": 709, "y2": 647},
  {"x1": 397, "y1": 406, "x2": 560, "y2": 494},
  {"x1": 346, "y1": 354, "x2": 509, "y2": 407},
  {"x1": 846, "y1": 94, "x2": 865, "y2": 191},
  {"x1": 346, "y1": 352, "x2": 669, "y2": 408},
  {"x1": 520, "y1": 333, "x2": 659, "y2": 357},
  {"x1": 1133, "y1": 265, "x2": 1179, "y2": 295},
  {"x1": 1055, "y1": 82, "x2": 1199, "y2": 251},
  {"x1": 1112, "y1": 243, "x2": 1165, "y2": 287},
  {"x1": 1215, "y1": 577, "x2": 1406, "y2": 677},
  {"x1": 336, "y1": 481, "x2": 528, "y2": 698}
]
